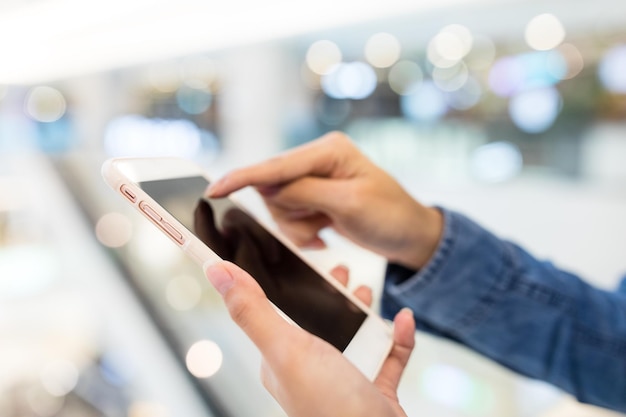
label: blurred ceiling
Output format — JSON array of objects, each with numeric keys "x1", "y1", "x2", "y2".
[
  {"x1": 0, "y1": 0, "x2": 504, "y2": 84},
  {"x1": 0, "y1": 0, "x2": 624, "y2": 85}
]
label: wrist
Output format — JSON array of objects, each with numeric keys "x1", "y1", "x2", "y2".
[{"x1": 394, "y1": 205, "x2": 443, "y2": 270}]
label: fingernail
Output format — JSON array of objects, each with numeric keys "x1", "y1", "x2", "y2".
[
  {"x1": 206, "y1": 176, "x2": 227, "y2": 197},
  {"x1": 204, "y1": 262, "x2": 235, "y2": 295},
  {"x1": 206, "y1": 183, "x2": 219, "y2": 197},
  {"x1": 400, "y1": 307, "x2": 414, "y2": 318},
  {"x1": 305, "y1": 238, "x2": 326, "y2": 249}
]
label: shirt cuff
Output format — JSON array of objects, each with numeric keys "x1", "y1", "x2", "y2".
[{"x1": 382, "y1": 208, "x2": 515, "y2": 335}]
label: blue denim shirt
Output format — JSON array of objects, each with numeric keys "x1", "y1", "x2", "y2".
[{"x1": 382, "y1": 208, "x2": 626, "y2": 412}]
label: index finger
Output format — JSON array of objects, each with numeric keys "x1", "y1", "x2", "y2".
[{"x1": 207, "y1": 132, "x2": 352, "y2": 197}]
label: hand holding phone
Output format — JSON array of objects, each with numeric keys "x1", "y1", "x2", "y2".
[
  {"x1": 102, "y1": 157, "x2": 394, "y2": 380},
  {"x1": 205, "y1": 260, "x2": 416, "y2": 417}
]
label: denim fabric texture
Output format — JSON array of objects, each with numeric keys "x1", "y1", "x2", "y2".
[{"x1": 382, "y1": 208, "x2": 626, "y2": 412}]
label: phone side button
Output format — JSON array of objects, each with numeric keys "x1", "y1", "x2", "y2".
[
  {"x1": 161, "y1": 221, "x2": 185, "y2": 245},
  {"x1": 139, "y1": 201, "x2": 162, "y2": 223},
  {"x1": 120, "y1": 184, "x2": 137, "y2": 203}
]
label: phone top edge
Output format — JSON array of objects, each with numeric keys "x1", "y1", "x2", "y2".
[
  {"x1": 102, "y1": 157, "x2": 211, "y2": 185},
  {"x1": 101, "y1": 158, "x2": 126, "y2": 191}
]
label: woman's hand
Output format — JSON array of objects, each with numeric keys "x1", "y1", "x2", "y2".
[
  {"x1": 204, "y1": 260, "x2": 416, "y2": 417},
  {"x1": 207, "y1": 131, "x2": 442, "y2": 270}
]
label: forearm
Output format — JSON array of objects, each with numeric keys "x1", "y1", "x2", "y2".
[{"x1": 382, "y1": 209, "x2": 626, "y2": 412}]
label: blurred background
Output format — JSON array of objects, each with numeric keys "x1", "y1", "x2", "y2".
[{"x1": 1, "y1": 0, "x2": 625, "y2": 416}]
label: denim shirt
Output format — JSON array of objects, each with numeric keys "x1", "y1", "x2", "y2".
[{"x1": 382, "y1": 208, "x2": 626, "y2": 412}]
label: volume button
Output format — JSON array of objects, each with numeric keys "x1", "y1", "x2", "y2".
[
  {"x1": 161, "y1": 221, "x2": 185, "y2": 245},
  {"x1": 139, "y1": 201, "x2": 162, "y2": 222}
]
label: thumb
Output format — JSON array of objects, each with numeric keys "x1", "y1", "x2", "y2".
[
  {"x1": 204, "y1": 261, "x2": 293, "y2": 355},
  {"x1": 374, "y1": 308, "x2": 416, "y2": 395}
]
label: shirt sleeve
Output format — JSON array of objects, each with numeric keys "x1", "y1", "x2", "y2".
[{"x1": 381, "y1": 208, "x2": 626, "y2": 413}]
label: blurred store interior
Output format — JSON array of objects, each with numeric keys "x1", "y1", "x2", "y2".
[{"x1": 1, "y1": 0, "x2": 626, "y2": 416}]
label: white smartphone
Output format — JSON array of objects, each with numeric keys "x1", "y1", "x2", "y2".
[{"x1": 101, "y1": 156, "x2": 393, "y2": 380}]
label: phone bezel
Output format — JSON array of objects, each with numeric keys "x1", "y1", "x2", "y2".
[{"x1": 102, "y1": 156, "x2": 393, "y2": 380}]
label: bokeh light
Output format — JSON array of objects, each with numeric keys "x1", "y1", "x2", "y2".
[
  {"x1": 446, "y1": 76, "x2": 482, "y2": 110},
  {"x1": 306, "y1": 40, "x2": 342, "y2": 75},
  {"x1": 470, "y1": 142, "x2": 523, "y2": 183},
  {"x1": 25, "y1": 86, "x2": 67, "y2": 123},
  {"x1": 525, "y1": 13, "x2": 565, "y2": 51},
  {"x1": 129, "y1": 221, "x2": 184, "y2": 271},
  {"x1": 509, "y1": 86, "x2": 561, "y2": 133},
  {"x1": 186, "y1": 340, "x2": 223, "y2": 378},
  {"x1": 488, "y1": 56, "x2": 524, "y2": 97},
  {"x1": 557, "y1": 43, "x2": 584, "y2": 79},
  {"x1": 95, "y1": 212, "x2": 133, "y2": 248},
  {"x1": 428, "y1": 24, "x2": 473, "y2": 68},
  {"x1": 364, "y1": 32, "x2": 401, "y2": 68},
  {"x1": 598, "y1": 44, "x2": 626, "y2": 93},
  {"x1": 166, "y1": 274, "x2": 203, "y2": 311},
  {"x1": 40, "y1": 359, "x2": 79, "y2": 397},
  {"x1": 176, "y1": 86, "x2": 212, "y2": 115},
  {"x1": 420, "y1": 364, "x2": 475, "y2": 410},
  {"x1": 544, "y1": 50, "x2": 568, "y2": 81},
  {"x1": 104, "y1": 115, "x2": 202, "y2": 158},
  {"x1": 321, "y1": 62, "x2": 377, "y2": 99},
  {"x1": 432, "y1": 61, "x2": 469, "y2": 92},
  {"x1": 388, "y1": 60, "x2": 423, "y2": 95},
  {"x1": 488, "y1": 52, "x2": 564, "y2": 97},
  {"x1": 400, "y1": 81, "x2": 448, "y2": 122}
]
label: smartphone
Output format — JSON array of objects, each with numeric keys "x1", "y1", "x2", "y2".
[{"x1": 102, "y1": 156, "x2": 393, "y2": 380}]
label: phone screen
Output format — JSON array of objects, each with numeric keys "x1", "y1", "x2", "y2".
[{"x1": 139, "y1": 176, "x2": 367, "y2": 351}]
